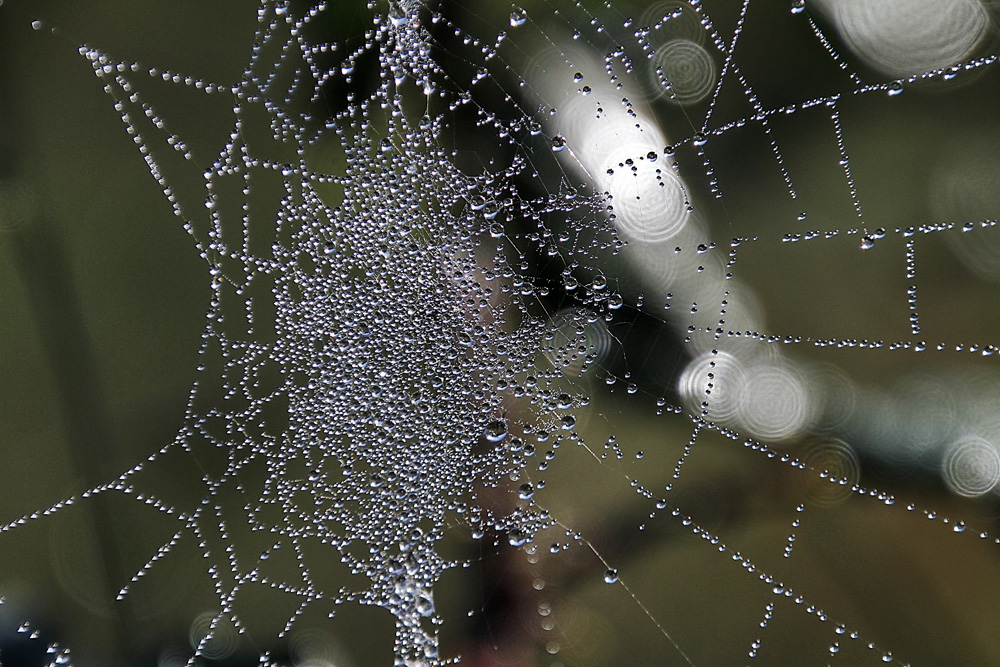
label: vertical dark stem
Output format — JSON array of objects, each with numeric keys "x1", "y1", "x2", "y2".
[{"x1": 8, "y1": 220, "x2": 140, "y2": 653}]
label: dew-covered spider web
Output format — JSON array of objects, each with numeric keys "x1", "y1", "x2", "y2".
[{"x1": 4, "y1": 0, "x2": 1000, "y2": 664}]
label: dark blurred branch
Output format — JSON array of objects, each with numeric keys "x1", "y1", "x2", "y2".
[{"x1": 8, "y1": 219, "x2": 139, "y2": 650}]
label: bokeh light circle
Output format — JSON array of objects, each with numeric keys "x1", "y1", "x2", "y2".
[
  {"x1": 738, "y1": 361, "x2": 814, "y2": 442},
  {"x1": 679, "y1": 351, "x2": 746, "y2": 424},
  {"x1": 942, "y1": 435, "x2": 1000, "y2": 497},
  {"x1": 603, "y1": 148, "x2": 690, "y2": 244},
  {"x1": 649, "y1": 40, "x2": 716, "y2": 105},
  {"x1": 802, "y1": 438, "x2": 860, "y2": 506},
  {"x1": 834, "y1": 0, "x2": 989, "y2": 77}
]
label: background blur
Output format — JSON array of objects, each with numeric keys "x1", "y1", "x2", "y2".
[{"x1": 3, "y1": 0, "x2": 1000, "y2": 665}]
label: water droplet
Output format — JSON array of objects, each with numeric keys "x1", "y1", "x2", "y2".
[
  {"x1": 518, "y1": 482, "x2": 534, "y2": 499},
  {"x1": 510, "y1": 7, "x2": 527, "y2": 27},
  {"x1": 482, "y1": 200, "x2": 500, "y2": 219},
  {"x1": 485, "y1": 419, "x2": 508, "y2": 442},
  {"x1": 604, "y1": 568, "x2": 619, "y2": 584},
  {"x1": 551, "y1": 135, "x2": 567, "y2": 152},
  {"x1": 790, "y1": 0, "x2": 805, "y2": 13},
  {"x1": 415, "y1": 595, "x2": 434, "y2": 616}
]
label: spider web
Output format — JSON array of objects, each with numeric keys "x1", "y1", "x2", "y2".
[{"x1": 3, "y1": 0, "x2": 1000, "y2": 665}]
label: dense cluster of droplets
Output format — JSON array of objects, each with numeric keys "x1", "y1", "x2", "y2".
[
  {"x1": 47, "y1": 1, "x2": 624, "y2": 664},
  {"x1": 180, "y1": 4, "x2": 595, "y2": 664}
]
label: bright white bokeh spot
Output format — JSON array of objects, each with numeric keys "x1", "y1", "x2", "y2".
[
  {"x1": 601, "y1": 146, "x2": 690, "y2": 243},
  {"x1": 738, "y1": 360, "x2": 814, "y2": 442},
  {"x1": 679, "y1": 351, "x2": 747, "y2": 424},
  {"x1": 942, "y1": 436, "x2": 1000, "y2": 497},
  {"x1": 825, "y1": 0, "x2": 989, "y2": 77},
  {"x1": 680, "y1": 350, "x2": 815, "y2": 441}
]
